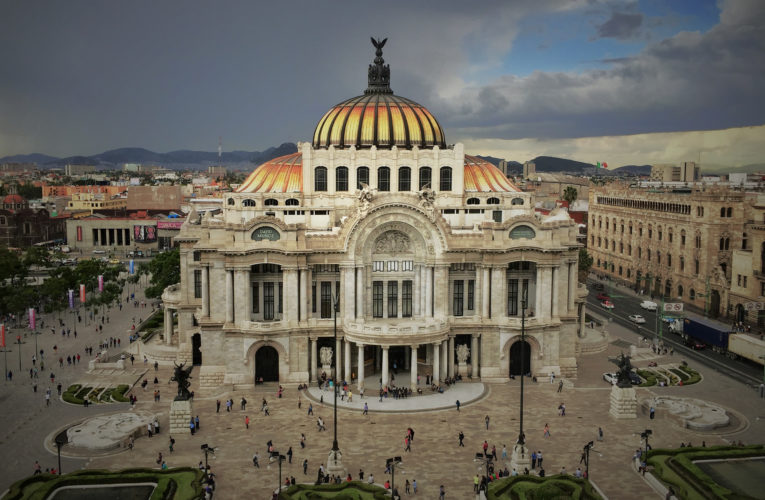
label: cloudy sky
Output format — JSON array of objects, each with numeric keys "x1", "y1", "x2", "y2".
[{"x1": 1, "y1": 0, "x2": 763, "y2": 167}]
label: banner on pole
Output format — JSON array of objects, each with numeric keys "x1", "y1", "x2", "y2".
[
  {"x1": 68, "y1": 290, "x2": 74, "y2": 309},
  {"x1": 129, "y1": 259, "x2": 135, "y2": 275},
  {"x1": 1, "y1": 324, "x2": 5, "y2": 348},
  {"x1": 28, "y1": 308, "x2": 36, "y2": 330},
  {"x1": 98, "y1": 275, "x2": 104, "y2": 292},
  {"x1": 80, "y1": 284, "x2": 86, "y2": 303}
]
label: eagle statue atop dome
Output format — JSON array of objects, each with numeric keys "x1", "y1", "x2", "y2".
[{"x1": 367, "y1": 37, "x2": 392, "y2": 94}]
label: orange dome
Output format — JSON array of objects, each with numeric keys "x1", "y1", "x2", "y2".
[{"x1": 236, "y1": 152, "x2": 302, "y2": 193}]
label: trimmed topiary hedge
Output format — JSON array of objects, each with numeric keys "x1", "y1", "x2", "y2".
[
  {"x1": 637, "y1": 369, "x2": 657, "y2": 387},
  {"x1": 678, "y1": 365, "x2": 701, "y2": 384},
  {"x1": 112, "y1": 384, "x2": 130, "y2": 402},
  {"x1": 487, "y1": 474, "x2": 602, "y2": 500},
  {"x1": 62, "y1": 384, "x2": 83, "y2": 404},
  {"x1": 2, "y1": 467, "x2": 205, "y2": 500},
  {"x1": 279, "y1": 481, "x2": 391, "y2": 499}
]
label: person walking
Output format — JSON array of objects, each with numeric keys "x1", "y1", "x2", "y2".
[
  {"x1": 245, "y1": 415, "x2": 250, "y2": 429},
  {"x1": 557, "y1": 379, "x2": 564, "y2": 392},
  {"x1": 537, "y1": 451, "x2": 543, "y2": 468},
  {"x1": 252, "y1": 452, "x2": 260, "y2": 468},
  {"x1": 650, "y1": 406, "x2": 655, "y2": 419},
  {"x1": 287, "y1": 446, "x2": 293, "y2": 463},
  {"x1": 485, "y1": 415, "x2": 490, "y2": 430},
  {"x1": 169, "y1": 436, "x2": 175, "y2": 453},
  {"x1": 458, "y1": 431, "x2": 464, "y2": 447},
  {"x1": 195, "y1": 415, "x2": 200, "y2": 430},
  {"x1": 300, "y1": 433, "x2": 306, "y2": 449},
  {"x1": 598, "y1": 427, "x2": 604, "y2": 441},
  {"x1": 216, "y1": 400, "x2": 221, "y2": 413},
  {"x1": 531, "y1": 451, "x2": 537, "y2": 469},
  {"x1": 456, "y1": 400, "x2": 461, "y2": 412},
  {"x1": 439, "y1": 484, "x2": 445, "y2": 499},
  {"x1": 363, "y1": 402, "x2": 368, "y2": 415},
  {"x1": 543, "y1": 423, "x2": 550, "y2": 437},
  {"x1": 303, "y1": 458, "x2": 308, "y2": 475},
  {"x1": 308, "y1": 403, "x2": 313, "y2": 416},
  {"x1": 412, "y1": 479, "x2": 417, "y2": 494}
]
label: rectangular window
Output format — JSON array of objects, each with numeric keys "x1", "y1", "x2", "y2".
[
  {"x1": 336, "y1": 281, "x2": 341, "y2": 315},
  {"x1": 278, "y1": 282, "x2": 283, "y2": 314},
  {"x1": 743, "y1": 276, "x2": 748, "y2": 288},
  {"x1": 402, "y1": 280, "x2": 412, "y2": 317},
  {"x1": 312, "y1": 283, "x2": 316, "y2": 313},
  {"x1": 402, "y1": 260, "x2": 413, "y2": 271},
  {"x1": 492, "y1": 210, "x2": 502, "y2": 223},
  {"x1": 453, "y1": 280, "x2": 464, "y2": 316},
  {"x1": 398, "y1": 168, "x2": 411, "y2": 191},
  {"x1": 252, "y1": 283, "x2": 259, "y2": 313},
  {"x1": 761, "y1": 282, "x2": 765, "y2": 296},
  {"x1": 695, "y1": 260, "x2": 700, "y2": 274},
  {"x1": 263, "y1": 282, "x2": 275, "y2": 320},
  {"x1": 320, "y1": 282, "x2": 332, "y2": 319},
  {"x1": 388, "y1": 281, "x2": 398, "y2": 317},
  {"x1": 194, "y1": 270, "x2": 202, "y2": 298},
  {"x1": 507, "y1": 279, "x2": 519, "y2": 316},
  {"x1": 373, "y1": 281, "x2": 384, "y2": 318},
  {"x1": 467, "y1": 280, "x2": 475, "y2": 310},
  {"x1": 373, "y1": 261, "x2": 384, "y2": 272},
  {"x1": 193, "y1": 251, "x2": 201, "y2": 261},
  {"x1": 387, "y1": 261, "x2": 398, "y2": 272}
]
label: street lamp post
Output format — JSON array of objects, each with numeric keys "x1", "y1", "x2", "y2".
[
  {"x1": 510, "y1": 288, "x2": 531, "y2": 471},
  {"x1": 640, "y1": 429, "x2": 652, "y2": 469},
  {"x1": 271, "y1": 451, "x2": 286, "y2": 496},
  {"x1": 54, "y1": 430, "x2": 68, "y2": 475},
  {"x1": 326, "y1": 293, "x2": 345, "y2": 476},
  {"x1": 386, "y1": 457, "x2": 402, "y2": 495},
  {"x1": 583, "y1": 441, "x2": 594, "y2": 479},
  {"x1": 200, "y1": 443, "x2": 215, "y2": 471},
  {"x1": 15, "y1": 336, "x2": 25, "y2": 372},
  {"x1": 474, "y1": 452, "x2": 494, "y2": 476}
]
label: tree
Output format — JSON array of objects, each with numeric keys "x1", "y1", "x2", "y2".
[
  {"x1": 16, "y1": 182, "x2": 42, "y2": 199},
  {"x1": 578, "y1": 248, "x2": 593, "y2": 283},
  {"x1": 144, "y1": 248, "x2": 180, "y2": 299},
  {"x1": 562, "y1": 186, "x2": 578, "y2": 205}
]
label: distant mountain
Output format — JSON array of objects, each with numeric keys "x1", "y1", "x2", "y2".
[
  {"x1": 611, "y1": 164, "x2": 651, "y2": 175},
  {"x1": 530, "y1": 156, "x2": 595, "y2": 174},
  {"x1": 0, "y1": 153, "x2": 59, "y2": 164},
  {"x1": 0, "y1": 143, "x2": 299, "y2": 170}
]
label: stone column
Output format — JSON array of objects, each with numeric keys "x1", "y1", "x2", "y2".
[
  {"x1": 310, "y1": 338, "x2": 317, "y2": 382},
  {"x1": 357, "y1": 344, "x2": 365, "y2": 391},
  {"x1": 381, "y1": 346, "x2": 389, "y2": 387},
  {"x1": 235, "y1": 269, "x2": 250, "y2": 325},
  {"x1": 568, "y1": 262, "x2": 577, "y2": 313},
  {"x1": 471, "y1": 334, "x2": 479, "y2": 378},
  {"x1": 413, "y1": 264, "x2": 421, "y2": 316},
  {"x1": 225, "y1": 270, "x2": 234, "y2": 323},
  {"x1": 335, "y1": 337, "x2": 343, "y2": 381},
  {"x1": 355, "y1": 266, "x2": 364, "y2": 319},
  {"x1": 284, "y1": 268, "x2": 299, "y2": 324},
  {"x1": 491, "y1": 266, "x2": 506, "y2": 319},
  {"x1": 432, "y1": 343, "x2": 440, "y2": 383},
  {"x1": 434, "y1": 265, "x2": 449, "y2": 318},
  {"x1": 342, "y1": 267, "x2": 355, "y2": 324},
  {"x1": 425, "y1": 266, "x2": 433, "y2": 317},
  {"x1": 540, "y1": 266, "x2": 552, "y2": 320},
  {"x1": 552, "y1": 266, "x2": 560, "y2": 318},
  {"x1": 440, "y1": 340, "x2": 448, "y2": 380},
  {"x1": 535, "y1": 266, "x2": 543, "y2": 319},
  {"x1": 482, "y1": 267, "x2": 491, "y2": 318},
  {"x1": 410, "y1": 345, "x2": 418, "y2": 391},
  {"x1": 404, "y1": 345, "x2": 410, "y2": 370},
  {"x1": 344, "y1": 339, "x2": 351, "y2": 382},
  {"x1": 164, "y1": 307, "x2": 172, "y2": 345},
  {"x1": 300, "y1": 268, "x2": 310, "y2": 321},
  {"x1": 448, "y1": 336, "x2": 455, "y2": 378},
  {"x1": 475, "y1": 267, "x2": 483, "y2": 317},
  {"x1": 201, "y1": 265, "x2": 209, "y2": 317}
]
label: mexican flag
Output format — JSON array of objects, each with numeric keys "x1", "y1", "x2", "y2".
[{"x1": 596, "y1": 161, "x2": 608, "y2": 169}]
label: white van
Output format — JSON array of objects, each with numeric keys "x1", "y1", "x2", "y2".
[{"x1": 640, "y1": 300, "x2": 658, "y2": 311}]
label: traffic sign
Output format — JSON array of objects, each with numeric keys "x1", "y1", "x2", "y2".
[{"x1": 744, "y1": 302, "x2": 765, "y2": 311}]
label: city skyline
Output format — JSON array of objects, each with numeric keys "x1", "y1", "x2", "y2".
[{"x1": 1, "y1": 0, "x2": 763, "y2": 167}]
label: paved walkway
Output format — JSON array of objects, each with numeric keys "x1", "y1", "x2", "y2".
[{"x1": 2, "y1": 277, "x2": 765, "y2": 499}]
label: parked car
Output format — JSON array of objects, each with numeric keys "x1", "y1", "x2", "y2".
[
  {"x1": 640, "y1": 300, "x2": 658, "y2": 311},
  {"x1": 596, "y1": 292, "x2": 610, "y2": 301},
  {"x1": 628, "y1": 314, "x2": 646, "y2": 324},
  {"x1": 128, "y1": 250, "x2": 144, "y2": 258},
  {"x1": 603, "y1": 372, "x2": 617, "y2": 384},
  {"x1": 601, "y1": 300, "x2": 614, "y2": 309},
  {"x1": 629, "y1": 371, "x2": 642, "y2": 385},
  {"x1": 685, "y1": 340, "x2": 706, "y2": 350},
  {"x1": 109, "y1": 258, "x2": 121, "y2": 265},
  {"x1": 93, "y1": 249, "x2": 106, "y2": 255}
]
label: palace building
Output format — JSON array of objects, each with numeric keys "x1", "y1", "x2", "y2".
[{"x1": 164, "y1": 41, "x2": 586, "y2": 391}]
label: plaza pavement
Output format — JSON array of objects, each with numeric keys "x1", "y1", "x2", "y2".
[{"x1": 2, "y1": 280, "x2": 765, "y2": 499}]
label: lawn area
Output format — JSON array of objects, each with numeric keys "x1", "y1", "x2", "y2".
[
  {"x1": 646, "y1": 445, "x2": 765, "y2": 499},
  {"x1": 279, "y1": 482, "x2": 390, "y2": 499},
  {"x1": 1, "y1": 467, "x2": 205, "y2": 500}
]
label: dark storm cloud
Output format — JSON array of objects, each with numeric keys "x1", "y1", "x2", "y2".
[
  {"x1": 596, "y1": 12, "x2": 644, "y2": 39},
  {"x1": 442, "y1": 0, "x2": 765, "y2": 141}
]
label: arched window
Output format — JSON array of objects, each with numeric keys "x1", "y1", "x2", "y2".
[
  {"x1": 511, "y1": 198, "x2": 524, "y2": 205},
  {"x1": 439, "y1": 166, "x2": 452, "y2": 191},
  {"x1": 398, "y1": 167, "x2": 411, "y2": 191},
  {"x1": 227, "y1": 198, "x2": 235, "y2": 206},
  {"x1": 678, "y1": 285, "x2": 684, "y2": 298},
  {"x1": 743, "y1": 232, "x2": 748, "y2": 250},
  {"x1": 315, "y1": 166, "x2": 327, "y2": 192},
  {"x1": 681, "y1": 229, "x2": 686, "y2": 246},
  {"x1": 690, "y1": 289, "x2": 696, "y2": 300},
  {"x1": 336, "y1": 166, "x2": 348, "y2": 191},
  {"x1": 467, "y1": 198, "x2": 480, "y2": 205},
  {"x1": 419, "y1": 166, "x2": 431, "y2": 190},
  {"x1": 509, "y1": 225, "x2": 536, "y2": 239},
  {"x1": 252, "y1": 226, "x2": 280, "y2": 241},
  {"x1": 487, "y1": 197, "x2": 500, "y2": 205},
  {"x1": 378, "y1": 167, "x2": 390, "y2": 191},
  {"x1": 727, "y1": 207, "x2": 733, "y2": 217},
  {"x1": 719, "y1": 238, "x2": 725, "y2": 251},
  {"x1": 725, "y1": 238, "x2": 730, "y2": 250},
  {"x1": 357, "y1": 166, "x2": 369, "y2": 189},
  {"x1": 242, "y1": 199, "x2": 256, "y2": 207},
  {"x1": 285, "y1": 199, "x2": 299, "y2": 206},
  {"x1": 720, "y1": 207, "x2": 726, "y2": 217},
  {"x1": 264, "y1": 198, "x2": 278, "y2": 206},
  {"x1": 680, "y1": 256, "x2": 685, "y2": 271}
]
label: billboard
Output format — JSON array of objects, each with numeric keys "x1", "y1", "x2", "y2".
[
  {"x1": 133, "y1": 225, "x2": 157, "y2": 243},
  {"x1": 157, "y1": 220, "x2": 184, "y2": 230}
]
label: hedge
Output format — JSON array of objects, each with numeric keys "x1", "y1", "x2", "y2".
[
  {"x1": 279, "y1": 481, "x2": 391, "y2": 499},
  {"x1": 62, "y1": 384, "x2": 82, "y2": 404},
  {"x1": 112, "y1": 384, "x2": 130, "y2": 402},
  {"x1": 637, "y1": 369, "x2": 657, "y2": 387},
  {"x1": 2, "y1": 467, "x2": 205, "y2": 500},
  {"x1": 678, "y1": 365, "x2": 702, "y2": 385},
  {"x1": 487, "y1": 474, "x2": 602, "y2": 500}
]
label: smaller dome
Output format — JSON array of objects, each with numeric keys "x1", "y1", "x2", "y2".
[
  {"x1": 464, "y1": 156, "x2": 520, "y2": 192},
  {"x1": 237, "y1": 152, "x2": 302, "y2": 193}
]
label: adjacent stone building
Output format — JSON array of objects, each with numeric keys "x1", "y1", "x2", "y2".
[{"x1": 164, "y1": 43, "x2": 586, "y2": 391}]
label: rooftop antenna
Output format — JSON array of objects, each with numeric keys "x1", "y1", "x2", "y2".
[{"x1": 218, "y1": 137, "x2": 223, "y2": 163}]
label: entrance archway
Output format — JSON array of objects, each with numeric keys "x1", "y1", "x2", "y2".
[
  {"x1": 710, "y1": 290, "x2": 721, "y2": 318},
  {"x1": 192, "y1": 333, "x2": 202, "y2": 365},
  {"x1": 255, "y1": 346, "x2": 279, "y2": 382},
  {"x1": 509, "y1": 340, "x2": 531, "y2": 377},
  {"x1": 735, "y1": 304, "x2": 745, "y2": 323}
]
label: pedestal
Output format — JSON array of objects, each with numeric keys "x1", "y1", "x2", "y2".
[
  {"x1": 321, "y1": 364, "x2": 332, "y2": 379},
  {"x1": 510, "y1": 443, "x2": 531, "y2": 471},
  {"x1": 170, "y1": 399, "x2": 192, "y2": 434},
  {"x1": 609, "y1": 385, "x2": 638, "y2": 419},
  {"x1": 326, "y1": 448, "x2": 346, "y2": 477},
  {"x1": 458, "y1": 362, "x2": 468, "y2": 377}
]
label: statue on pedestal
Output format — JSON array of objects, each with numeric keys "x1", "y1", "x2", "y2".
[
  {"x1": 612, "y1": 353, "x2": 633, "y2": 388},
  {"x1": 171, "y1": 362, "x2": 193, "y2": 401}
]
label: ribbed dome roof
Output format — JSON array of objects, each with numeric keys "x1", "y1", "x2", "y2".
[
  {"x1": 312, "y1": 94, "x2": 446, "y2": 150},
  {"x1": 312, "y1": 38, "x2": 446, "y2": 150}
]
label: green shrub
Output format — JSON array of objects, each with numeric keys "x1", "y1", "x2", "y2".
[
  {"x1": 637, "y1": 369, "x2": 657, "y2": 387},
  {"x1": 62, "y1": 384, "x2": 83, "y2": 404},
  {"x1": 279, "y1": 481, "x2": 390, "y2": 499},
  {"x1": 678, "y1": 365, "x2": 701, "y2": 384},
  {"x1": 75, "y1": 386, "x2": 92, "y2": 401},
  {"x1": 112, "y1": 384, "x2": 130, "y2": 402}
]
